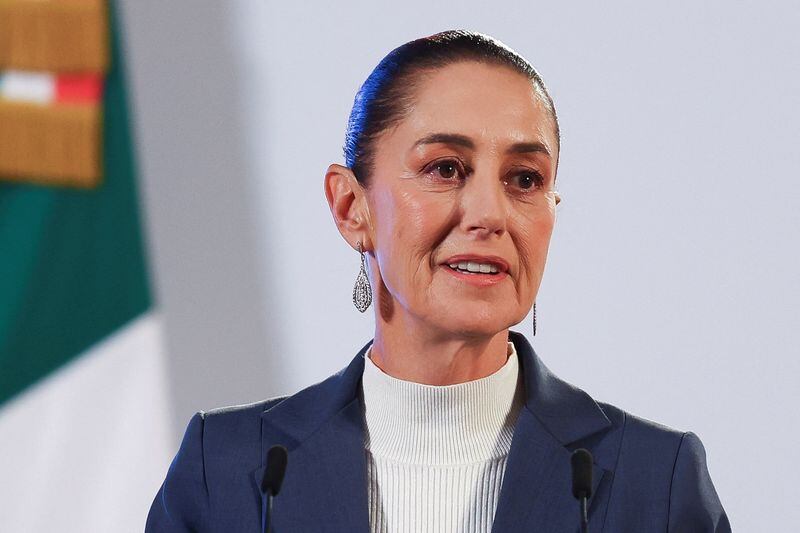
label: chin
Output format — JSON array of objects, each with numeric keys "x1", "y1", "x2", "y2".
[{"x1": 434, "y1": 312, "x2": 511, "y2": 339}]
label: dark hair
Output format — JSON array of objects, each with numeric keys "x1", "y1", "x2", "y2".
[{"x1": 343, "y1": 29, "x2": 560, "y2": 186}]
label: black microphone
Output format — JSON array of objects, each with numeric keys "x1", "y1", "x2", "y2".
[
  {"x1": 261, "y1": 445, "x2": 288, "y2": 533},
  {"x1": 571, "y1": 448, "x2": 593, "y2": 533}
]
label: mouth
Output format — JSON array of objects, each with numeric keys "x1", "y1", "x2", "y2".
[
  {"x1": 439, "y1": 255, "x2": 510, "y2": 286},
  {"x1": 441, "y1": 255, "x2": 509, "y2": 275}
]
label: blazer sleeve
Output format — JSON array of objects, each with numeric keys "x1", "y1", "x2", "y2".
[
  {"x1": 667, "y1": 431, "x2": 731, "y2": 532},
  {"x1": 145, "y1": 412, "x2": 210, "y2": 532}
]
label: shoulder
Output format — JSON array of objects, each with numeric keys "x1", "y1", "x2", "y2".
[
  {"x1": 147, "y1": 347, "x2": 368, "y2": 531},
  {"x1": 145, "y1": 396, "x2": 290, "y2": 531},
  {"x1": 188, "y1": 348, "x2": 362, "y2": 445},
  {"x1": 200, "y1": 396, "x2": 288, "y2": 433},
  {"x1": 182, "y1": 353, "x2": 360, "y2": 451},
  {"x1": 598, "y1": 400, "x2": 687, "y2": 451},
  {"x1": 173, "y1": 397, "x2": 286, "y2": 446},
  {"x1": 594, "y1": 400, "x2": 695, "y2": 476},
  {"x1": 591, "y1": 401, "x2": 730, "y2": 531}
]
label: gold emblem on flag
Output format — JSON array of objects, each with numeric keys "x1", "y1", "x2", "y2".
[{"x1": 0, "y1": 0, "x2": 109, "y2": 188}]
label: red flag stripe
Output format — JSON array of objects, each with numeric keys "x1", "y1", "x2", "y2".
[{"x1": 55, "y1": 74, "x2": 103, "y2": 104}]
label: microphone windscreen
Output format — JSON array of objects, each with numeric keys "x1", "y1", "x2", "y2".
[
  {"x1": 262, "y1": 445, "x2": 288, "y2": 496},
  {"x1": 570, "y1": 448, "x2": 593, "y2": 499}
]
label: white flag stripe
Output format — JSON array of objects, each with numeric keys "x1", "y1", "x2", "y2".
[
  {"x1": 0, "y1": 312, "x2": 175, "y2": 533},
  {"x1": 0, "y1": 70, "x2": 56, "y2": 104}
]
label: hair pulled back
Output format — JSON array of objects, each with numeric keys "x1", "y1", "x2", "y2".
[{"x1": 343, "y1": 30, "x2": 559, "y2": 186}]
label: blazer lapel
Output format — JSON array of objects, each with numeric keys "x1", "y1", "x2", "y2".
[
  {"x1": 491, "y1": 331, "x2": 613, "y2": 533},
  {"x1": 252, "y1": 331, "x2": 615, "y2": 533},
  {"x1": 253, "y1": 339, "x2": 374, "y2": 533}
]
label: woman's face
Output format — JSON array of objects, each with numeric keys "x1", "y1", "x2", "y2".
[{"x1": 365, "y1": 61, "x2": 560, "y2": 337}]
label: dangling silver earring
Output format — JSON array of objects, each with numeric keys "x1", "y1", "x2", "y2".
[
  {"x1": 532, "y1": 301, "x2": 537, "y2": 336},
  {"x1": 353, "y1": 241, "x2": 372, "y2": 312}
]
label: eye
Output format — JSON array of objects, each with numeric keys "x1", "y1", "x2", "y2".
[
  {"x1": 505, "y1": 170, "x2": 545, "y2": 191},
  {"x1": 423, "y1": 158, "x2": 468, "y2": 181}
]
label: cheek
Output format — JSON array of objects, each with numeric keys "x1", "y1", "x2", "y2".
[
  {"x1": 394, "y1": 194, "x2": 424, "y2": 236},
  {"x1": 375, "y1": 189, "x2": 447, "y2": 285},
  {"x1": 392, "y1": 189, "x2": 446, "y2": 250},
  {"x1": 514, "y1": 211, "x2": 555, "y2": 279},
  {"x1": 532, "y1": 213, "x2": 555, "y2": 248}
]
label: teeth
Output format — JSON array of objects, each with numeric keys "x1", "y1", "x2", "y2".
[{"x1": 447, "y1": 261, "x2": 500, "y2": 274}]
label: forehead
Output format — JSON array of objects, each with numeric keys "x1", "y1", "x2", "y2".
[{"x1": 389, "y1": 61, "x2": 557, "y2": 156}]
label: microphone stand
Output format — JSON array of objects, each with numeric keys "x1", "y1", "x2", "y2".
[{"x1": 579, "y1": 493, "x2": 588, "y2": 533}]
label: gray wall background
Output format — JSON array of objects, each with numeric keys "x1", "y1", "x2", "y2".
[{"x1": 120, "y1": 1, "x2": 799, "y2": 530}]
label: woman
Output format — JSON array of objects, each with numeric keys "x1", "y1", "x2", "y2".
[{"x1": 146, "y1": 30, "x2": 730, "y2": 532}]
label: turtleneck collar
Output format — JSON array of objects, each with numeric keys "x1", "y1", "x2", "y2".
[{"x1": 359, "y1": 341, "x2": 524, "y2": 465}]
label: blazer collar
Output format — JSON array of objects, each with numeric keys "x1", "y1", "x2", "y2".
[
  {"x1": 490, "y1": 331, "x2": 613, "y2": 531},
  {"x1": 257, "y1": 330, "x2": 614, "y2": 532},
  {"x1": 512, "y1": 329, "x2": 613, "y2": 446}
]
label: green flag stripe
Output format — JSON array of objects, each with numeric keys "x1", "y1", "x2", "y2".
[{"x1": 0, "y1": 1, "x2": 151, "y2": 405}]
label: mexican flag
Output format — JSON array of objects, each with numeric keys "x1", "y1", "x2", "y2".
[{"x1": 0, "y1": 1, "x2": 173, "y2": 530}]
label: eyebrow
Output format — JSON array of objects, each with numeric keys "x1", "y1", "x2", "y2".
[{"x1": 411, "y1": 132, "x2": 551, "y2": 157}]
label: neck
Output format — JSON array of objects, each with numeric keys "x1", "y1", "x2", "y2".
[
  {"x1": 360, "y1": 341, "x2": 523, "y2": 464},
  {"x1": 370, "y1": 318, "x2": 510, "y2": 385}
]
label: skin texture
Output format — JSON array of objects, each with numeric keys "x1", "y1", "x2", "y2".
[{"x1": 325, "y1": 61, "x2": 561, "y2": 385}]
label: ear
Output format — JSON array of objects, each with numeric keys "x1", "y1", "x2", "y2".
[
  {"x1": 554, "y1": 190, "x2": 562, "y2": 206},
  {"x1": 324, "y1": 163, "x2": 373, "y2": 251}
]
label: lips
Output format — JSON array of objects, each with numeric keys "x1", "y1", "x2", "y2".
[{"x1": 441, "y1": 254, "x2": 510, "y2": 273}]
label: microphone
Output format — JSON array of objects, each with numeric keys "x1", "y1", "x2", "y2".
[
  {"x1": 571, "y1": 448, "x2": 593, "y2": 533},
  {"x1": 261, "y1": 445, "x2": 288, "y2": 533}
]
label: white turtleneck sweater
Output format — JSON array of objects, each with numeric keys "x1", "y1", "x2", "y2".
[{"x1": 359, "y1": 341, "x2": 524, "y2": 533}]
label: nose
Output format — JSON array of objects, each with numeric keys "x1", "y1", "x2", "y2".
[{"x1": 459, "y1": 171, "x2": 507, "y2": 238}]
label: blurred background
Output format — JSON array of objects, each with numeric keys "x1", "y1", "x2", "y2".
[{"x1": 1, "y1": 1, "x2": 797, "y2": 531}]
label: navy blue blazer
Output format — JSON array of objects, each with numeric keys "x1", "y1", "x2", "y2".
[{"x1": 146, "y1": 330, "x2": 730, "y2": 532}]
